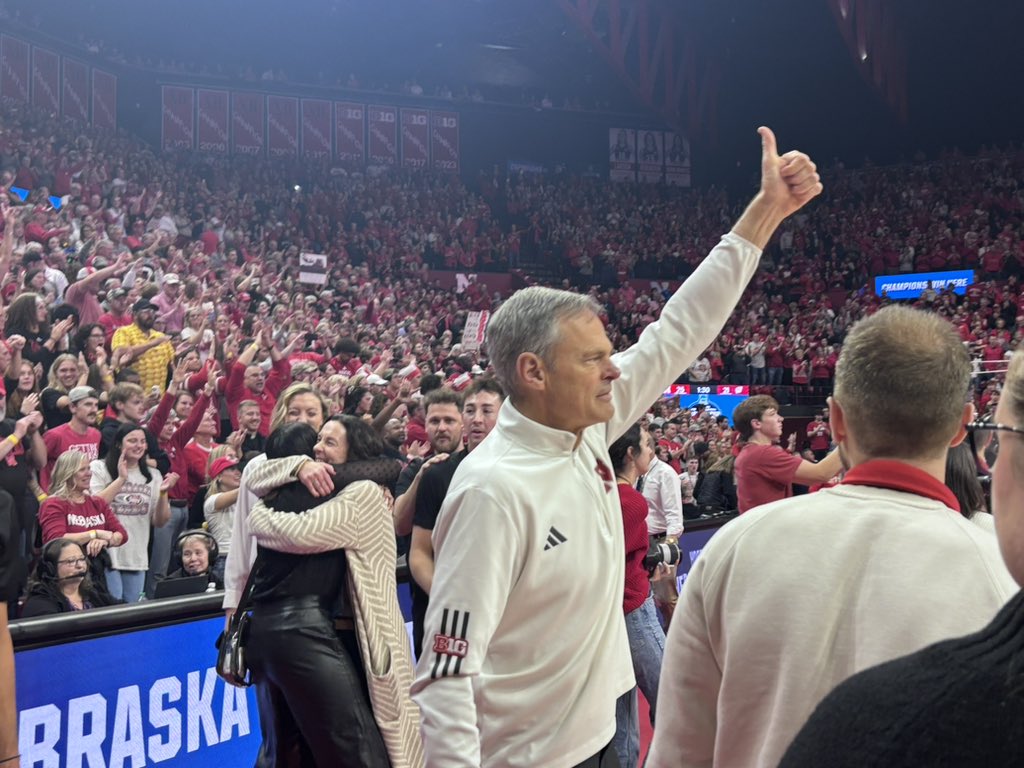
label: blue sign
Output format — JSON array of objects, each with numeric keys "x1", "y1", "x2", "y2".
[
  {"x1": 874, "y1": 270, "x2": 974, "y2": 300},
  {"x1": 17, "y1": 617, "x2": 260, "y2": 768},
  {"x1": 676, "y1": 525, "x2": 722, "y2": 592}
]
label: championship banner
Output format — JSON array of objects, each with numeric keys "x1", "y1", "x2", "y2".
[
  {"x1": 462, "y1": 310, "x2": 490, "y2": 352},
  {"x1": 609, "y1": 128, "x2": 636, "y2": 182},
  {"x1": 91, "y1": 69, "x2": 117, "y2": 131},
  {"x1": 267, "y1": 95, "x2": 299, "y2": 157},
  {"x1": 299, "y1": 253, "x2": 328, "y2": 285},
  {"x1": 161, "y1": 86, "x2": 195, "y2": 152},
  {"x1": 61, "y1": 57, "x2": 89, "y2": 123},
  {"x1": 0, "y1": 35, "x2": 30, "y2": 103},
  {"x1": 874, "y1": 269, "x2": 975, "y2": 300},
  {"x1": 231, "y1": 91, "x2": 265, "y2": 156},
  {"x1": 430, "y1": 111, "x2": 459, "y2": 173},
  {"x1": 334, "y1": 102, "x2": 365, "y2": 165},
  {"x1": 367, "y1": 105, "x2": 398, "y2": 166},
  {"x1": 637, "y1": 129, "x2": 664, "y2": 184},
  {"x1": 664, "y1": 131, "x2": 691, "y2": 187},
  {"x1": 400, "y1": 108, "x2": 429, "y2": 169},
  {"x1": 196, "y1": 89, "x2": 229, "y2": 154},
  {"x1": 301, "y1": 99, "x2": 332, "y2": 160},
  {"x1": 31, "y1": 47, "x2": 60, "y2": 114}
]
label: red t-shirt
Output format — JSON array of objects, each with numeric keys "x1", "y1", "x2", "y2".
[
  {"x1": 734, "y1": 443, "x2": 803, "y2": 513},
  {"x1": 41, "y1": 424, "x2": 101, "y2": 491},
  {"x1": 806, "y1": 421, "x2": 831, "y2": 451},
  {"x1": 38, "y1": 495, "x2": 129, "y2": 544},
  {"x1": 618, "y1": 484, "x2": 651, "y2": 614}
]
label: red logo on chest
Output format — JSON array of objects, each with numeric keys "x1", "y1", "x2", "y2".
[{"x1": 595, "y1": 459, "x2": 614, "y2": 494}]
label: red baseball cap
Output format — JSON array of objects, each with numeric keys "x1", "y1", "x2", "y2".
[{"x1": 209, "y1": 456, "x2": 240, "y2": 479}]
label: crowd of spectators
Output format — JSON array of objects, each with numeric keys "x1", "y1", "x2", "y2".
[{"x1": 0, "y1": 97, "x2": 1022, "y2": 615}]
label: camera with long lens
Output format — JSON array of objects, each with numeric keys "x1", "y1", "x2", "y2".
[{"x1": 644, "y1": 540, "x2": 681, "y2": 576}]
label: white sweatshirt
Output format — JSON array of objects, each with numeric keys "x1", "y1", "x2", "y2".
[{"x1": 412, "y1": 232, "x2": 764, "y2": 768}]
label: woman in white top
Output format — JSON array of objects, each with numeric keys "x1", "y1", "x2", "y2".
[
  {"x1": 91, "y1": 422, "x2": 178, "y2": 602},
  {"x1": 203, "y1": 454, "x2": 241, "y2": 584}
]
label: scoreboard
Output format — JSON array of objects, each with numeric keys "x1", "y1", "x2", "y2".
[{"x1": 662, "y1": 385, "x2": 750, "y2": 425}]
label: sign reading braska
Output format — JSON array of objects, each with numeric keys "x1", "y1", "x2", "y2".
[{"x1": 18, "y1": 616, "x2": 259, "y2": 767}]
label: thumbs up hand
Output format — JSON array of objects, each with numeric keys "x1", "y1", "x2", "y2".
[{"x1": 757, "y1": 126, "x2": 822, "y2": 219}]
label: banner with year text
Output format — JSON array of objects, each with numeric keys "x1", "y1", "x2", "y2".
[
  {"x1": 91, "y1": 69, "x2": 117, "y2": 131},
  {"x1": 334, "y1": 101, "x2": 365, "y2": 165},
  {"x1": 231, "y1": 91, "x2": 265, "y2": 156},
  {"x1": 61, "y1": 57, "x2": 89, "y2": 123},
  {"x1": 162, "y1": 86, "x2": 195, "y2": 151},
  {"x1": 31, "y1": 47, "x2": 60, "y2": 114},
  {"x1": 267, "y1": 95, "x2": 299, "y2": 158},
  {"x1": 367, "y1": 105, "x2": 398, "y2": 166},
  {"x1": 0, "y1": 35, "x2": 30, "y2": 103},
  {"x1": 430, "y1": 111, "x2": 459, "y2": 173},
  {"x1": 196, "y1": 89, "x2": 229, "y2": 154},
  {"x1": 301, "y1": 99, "x2": 332, "y2": 160},
  {"x1": 400, "y1": 108, "x2": 430, "y2": 169}
]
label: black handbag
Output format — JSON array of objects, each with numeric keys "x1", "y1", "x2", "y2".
[{"x1": 215, "y1": 556, "x2": 260, "y2": 688}]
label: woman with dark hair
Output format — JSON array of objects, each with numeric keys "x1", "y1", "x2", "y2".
[
  {"x1": 21, "y1": 539, "x2": 121, "y2": 617},
  {"x1": 71, "y1": 323, "x2": 108, "y2": 365},
  {"x1": 239, "y1": 419, "x2": 421, "y2": 767},
  {"x1": 3, "y1": 291, "x2": 73, "y2": 371},
  {"x1": 5, "y1": 360, "x2": 40, "y2": 421},
  {"x1": 608, "y1": 423, "x2": 666, "y2": 768},
  {"x1": 945, "y1": 441, "x2": 990, "y2": 525},
  {"x1": 89, "y1": 422, "x2": 178, "y2": 602},
  {"x1": 344, "y1": 386, "x2": 374, "y2": 418}
]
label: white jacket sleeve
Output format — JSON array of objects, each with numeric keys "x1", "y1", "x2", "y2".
[
  {"x1": 221, "y1": 454, "x2": 265, "y2": 610},
  {"x1": 647, "y1": 542, "x2": 722, "y2": 768},
  {"x1": 411, "y1": 484, "x2": 525, "y2": 768},
  {"x1": 606, "y1": 233, "x2": 762, "y2": 444}
]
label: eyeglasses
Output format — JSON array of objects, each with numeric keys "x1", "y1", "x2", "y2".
[
  {"x1": 58, "y1": 557, "x2": 87, "y2": 567},
  {"x1": 966, "y1": 420, "x2": 1024, "y2": 457}
]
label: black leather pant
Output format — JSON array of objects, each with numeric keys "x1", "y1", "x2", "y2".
[
  {"x1": 575, "y1": 741, "x2": 622, "y2": 768},
  {"x1": 247, "y1": 597, "x2": 391, "y2": 768}
]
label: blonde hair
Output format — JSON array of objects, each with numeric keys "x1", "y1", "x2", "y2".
[
  {"x1": 268, "y1": 382, "x2": 330, "y2": 433},
  {"x1": 48, "y1": 452, "x2": 90, "y2": 499},
  {"x1": 203, "y1": 445, "x2": 237, "y2": 501},
  {"x1": 47, "y1": 353, "x2": 80, "y2": 393}
]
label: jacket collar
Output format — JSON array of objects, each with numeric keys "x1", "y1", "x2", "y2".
[
  {"x1": 841, "y1": 459, "x2": 960, "y2": 513},
  {"x1": 498, "y1": 400, "x2": 580, "y2": 457}
]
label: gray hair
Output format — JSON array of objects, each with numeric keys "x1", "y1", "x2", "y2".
[{"x1": 486, "y1": 287, "x2": 602, "y2": 399}]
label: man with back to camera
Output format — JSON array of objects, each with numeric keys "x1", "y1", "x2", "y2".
[
  {"x1": 732, "y1": 394, "x2": 842, "y2": 512},
  {"x1": 408, "y1": 379, "x2": 505, "y2": 656},
  {"x1": 647, "y1": 306, "x2": 1019, "y2": 768},
  {"x1": 412, "y1": 127, "x2": 825, "y2": 768}
]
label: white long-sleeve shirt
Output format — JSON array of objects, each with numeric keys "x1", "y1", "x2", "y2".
[
  {"x1": 642, "y1": 456, "x2": 684, "y2": 537},
  {"x1": 647, "y1": 468, "x2": 1018, "y2": 768},
  {"x1": 412, "y1": 232, "x2": 764, "y2": 768}
]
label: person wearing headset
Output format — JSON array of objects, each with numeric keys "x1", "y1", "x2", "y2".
[
  {"x1": 21, "y1": 538, "x2": 122, "y2": 617},
  {"x1": 165, "y1": 529, "x2": 222, "y2": 590}
]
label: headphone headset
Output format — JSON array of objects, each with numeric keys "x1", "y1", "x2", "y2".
[
  {"x1": 174, "y1": 529, "x2": 220, "y2": 568},
  {"x1": 38, "y1": 538, "x2": 87, "y2": 582}
]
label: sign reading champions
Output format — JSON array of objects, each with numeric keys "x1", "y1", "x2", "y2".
[
  {"x1": 17, "y1": 617, "x2": 259, "y2": 768},
  {"x1": 874, "y1": 269, "x2": 975, "y2": 300}
]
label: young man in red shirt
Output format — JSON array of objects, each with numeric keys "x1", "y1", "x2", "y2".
[
  {"x1": 40, "y1": 386, "x2": 101, "y2": 491},
  {"x1": 733, "y1": 395, "x2": 842, "y2": 513}
]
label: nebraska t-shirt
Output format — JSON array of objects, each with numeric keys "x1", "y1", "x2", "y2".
[{"x1": 734, "y1": 443, "x2": 803, "y2": 513}]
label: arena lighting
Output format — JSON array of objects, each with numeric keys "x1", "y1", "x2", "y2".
[{"x1": 293, "y1": 184, "x2": 301, "y2": 191}]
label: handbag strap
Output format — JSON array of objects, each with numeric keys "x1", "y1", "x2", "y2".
[{"x1": 228, "y1": 551, "x2": 262, "y2": 632}]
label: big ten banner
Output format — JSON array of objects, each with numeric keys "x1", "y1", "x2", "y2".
[
  {"x1": 0, "y1": 35, "x2": 30, "y2": 103},
  {"x1": 609, "y1": 128, "x2": 636, "y2": 182},
  {"x1": 664, "y1": 131, "x2": 691, "y2": 187},
  {"x1": 334, "y1": 101, "x2": 365, "y2": 165},
  {"x1": 62, "y1": 57, "x2": 89, "y2": 123},
  {"x1": 91, "y1": 69, "x2": 117, "y2": 131},
  {"x1": 17, "y1": 616, "x2": 259, "y2": 768},
  {"x1": 430, "y1": 111, "x2": 459, "y2": 173},
  {"x1": 301, "y1": 99, "x2": 332, "y2": 161},
  {"x1": 31, "y1": 47, "x2": 60, "y2": 115},
  {"x1": 400, "y1": 108, "x2": 430, "y2": 169},
  {"x1": 367, "y1": 105, "x2": 398, "y2": 166},
  {"x1": 267, "y1": 95, "x2": 299, "y2": 158},
  {"x1": 637, "y1": 129, "x2": 664, "y2": 184},
  {"x1": 162, "y1": 86, "x2": 195, "y2": 152},
  {"x1": 231, "y1": 91, "x2": 265, "y2": 156},
  {"x1": 196, "y1": 89, "x2": 229, "y2": 154}
]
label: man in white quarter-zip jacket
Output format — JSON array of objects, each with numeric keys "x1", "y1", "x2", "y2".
[{"x1": 411, "y1": 127, "x2": 824, "y2": 768}]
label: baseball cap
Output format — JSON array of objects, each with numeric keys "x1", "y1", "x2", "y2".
[
  {"x1": 209, "y1": 456, "x2": 240, "y2": 479},
  {"x1": 132, "y1": 299, "x2": 158, "y2": 313},
  {"x1": 366, "y1": 374, "x2": 388, "y2": 386},
  {"x1": 107, "y1": 287, "x2": 127, "y2": 300},
  {"x1": 68, "y1": 386, "x2": 98, "y2": 404}
]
